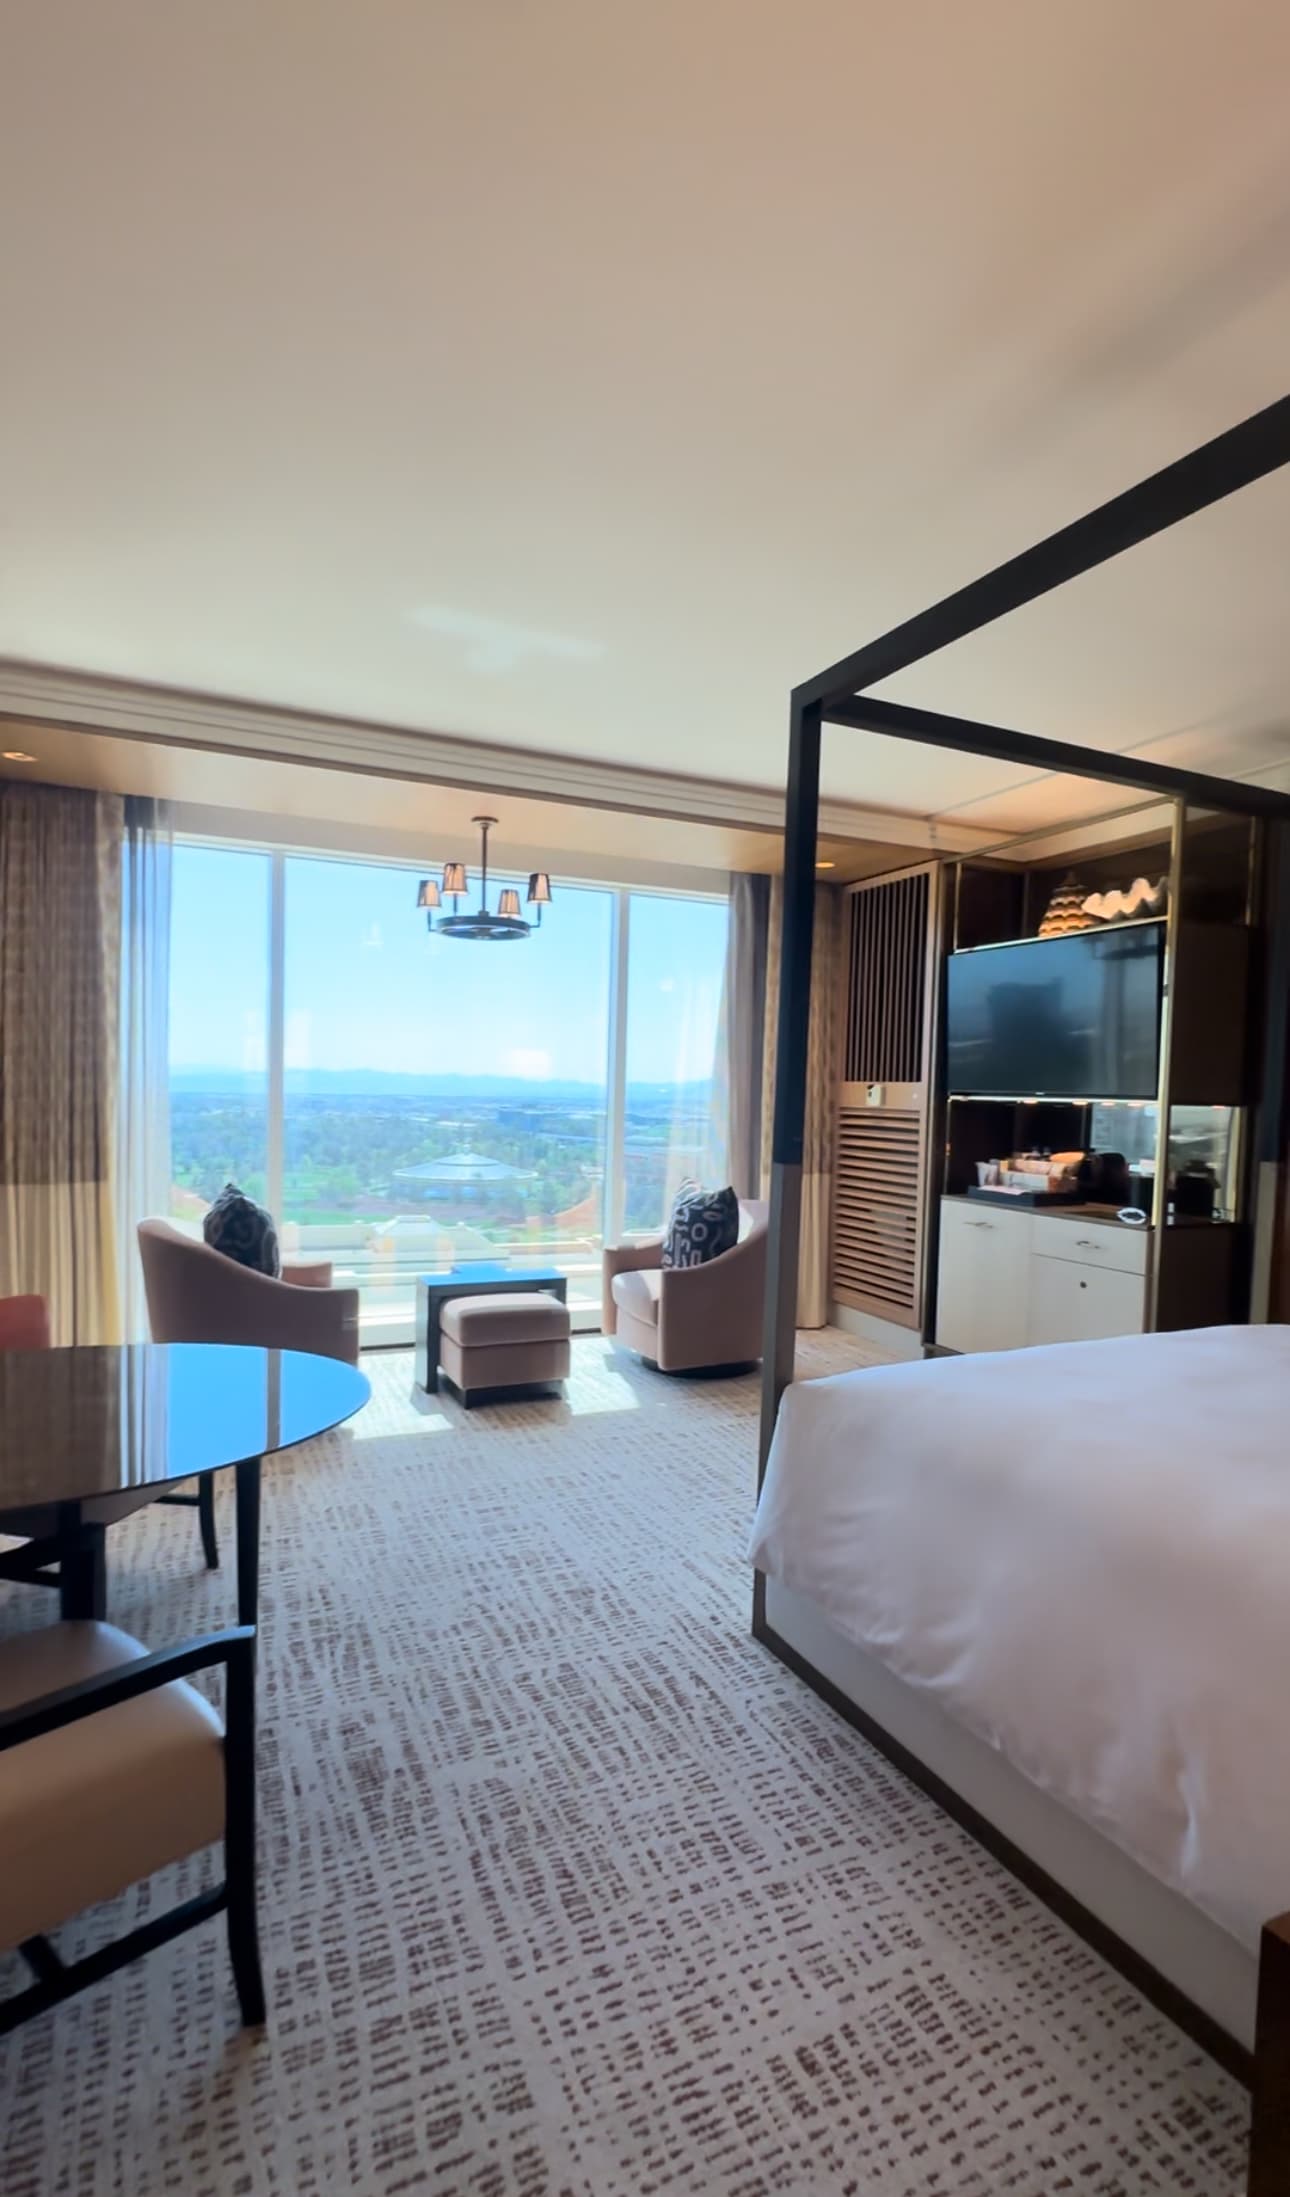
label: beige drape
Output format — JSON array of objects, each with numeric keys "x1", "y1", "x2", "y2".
[
  {"x1": 721, "y1": 873, "x2": 770, "y2": 1199},
  {"x1": 0, "y1": 783, "x2": 124, "y2": 1342},
  {"x1": 760, "y1": 880, "x2": 841, "y2": 1328}
]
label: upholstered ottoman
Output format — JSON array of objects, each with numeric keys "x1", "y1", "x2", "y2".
[{"x1": 437, "y1": 1291, "x2": 571, "y2": 1405}]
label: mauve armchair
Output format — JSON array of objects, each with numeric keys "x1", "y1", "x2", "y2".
[
  {"x1": 137, "y1": 1221, "x2": 362, "y2": 1366},
  {"x1": 602, "y1": 1199, "x2": 768, "y2": 1373}
]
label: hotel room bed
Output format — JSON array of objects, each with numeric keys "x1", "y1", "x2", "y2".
[{"x1": 750, "y1": 1324, "x2": 1290, "y2": 2055}]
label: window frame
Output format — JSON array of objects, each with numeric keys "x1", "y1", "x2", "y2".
[{"x1": 169, "y1": 833, "x2": 729, "y2": 1336}]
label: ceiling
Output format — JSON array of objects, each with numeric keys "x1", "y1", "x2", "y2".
[{"x1": 3, "y1": 2, "x2": 1289, "y2": 832}]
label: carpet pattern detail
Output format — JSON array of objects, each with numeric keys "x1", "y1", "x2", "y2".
[{"x1": 0, "y1": 1336, "x2": 1247, "y2": 2194}]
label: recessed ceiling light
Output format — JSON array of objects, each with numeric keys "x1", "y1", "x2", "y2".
[
  {"x1": 815, "y1": 859, "x2": 836, "y2": 870},
  {"x1": 2, "y1": 750, "x2": 36, "y2": 763}
]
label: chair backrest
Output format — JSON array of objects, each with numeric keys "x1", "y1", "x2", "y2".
[
  {"x1": 137, "y1": 1219, "x2": 272, "y2": 1342},
  {"x1": 0, "y1": 1295, "x2": 51, "y2": 1351},
  {"x1": 137, "y1": 1218, "x2": 362, "y2": 1364},
  {"x1": 654, "y1": 1197, "x2": 769, "y2": 1370}
]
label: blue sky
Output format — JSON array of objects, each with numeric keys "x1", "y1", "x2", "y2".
[{"x1": 169, "y1": 845, "x2": 728, "y2": 1086}]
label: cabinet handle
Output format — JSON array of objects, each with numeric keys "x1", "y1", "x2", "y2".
[
  {"x1": 1074, "y1": 1237, "x2": 1096, "y2": 1247},
  {"x1": 967, "y1": 1220, "x2": 992, "y2": 1229}
]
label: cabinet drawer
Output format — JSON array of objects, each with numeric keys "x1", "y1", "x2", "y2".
[
  {"x1": 1025, "y1": 1257, "x2": 1145, "y2": 1347},
  {"x1": 939, "y1": 1200, "x2": 1033, "y2": 1250},
  {"x1": 1031, "y1": 1214, "x2": 1148, "y2": 1275},
  {"x1": 936, "y1": 1201, "x2": 1031, "y2": 1354}
]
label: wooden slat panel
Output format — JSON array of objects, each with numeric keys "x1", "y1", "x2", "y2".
[
  {"x1": 835, "y1": 1187, "x2": 918, "y2": 1207},
  {"x1": 843, "y1": 870, "x2": 930, "y2": 1087},
  {"x1": 831, "y1": 1104, "x2": 923, "y2": 1326},
  {"x1": 834, "y1": 1258, "x2": 916, "y2": 1289},
  {"x1": 911, "y1": 873, "x2": 928, "y2": 1080},
  {"x1": 834, "y1": 1205, "x2": 919, "y2": 1232},
  {"x1": 832, "y1": 866, "x2": 936, "y2": 1331}
]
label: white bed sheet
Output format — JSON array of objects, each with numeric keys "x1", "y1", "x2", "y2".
[{"x1": 749, "y1": 1324, "x2": 1290, "y2": 1950}]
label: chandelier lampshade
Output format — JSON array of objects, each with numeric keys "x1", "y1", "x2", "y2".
[{"x1": 417, "y1": 818, "x2": 551, "y2": 942}]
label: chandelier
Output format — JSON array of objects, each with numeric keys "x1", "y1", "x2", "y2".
[{"x1": 415, "y1": 816, "x2": 552, "y2": 942}]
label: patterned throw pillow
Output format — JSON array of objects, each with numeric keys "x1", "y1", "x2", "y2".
[
  {"x1": 203, "y1": 1182, "x2": 281, "y2": 1277},
  {"x1": 662, "y1": 1182, "x2": 739, "y2": 1270}
]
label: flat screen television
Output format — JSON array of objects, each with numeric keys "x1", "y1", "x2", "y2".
[{"x1": 945, "y1": 923, "x2": 1163, "y2": 1098}]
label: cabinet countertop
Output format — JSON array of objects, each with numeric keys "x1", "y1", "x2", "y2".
[{"x1": 944, "y1": 1194, "x2": 1153, "y2": 1233}]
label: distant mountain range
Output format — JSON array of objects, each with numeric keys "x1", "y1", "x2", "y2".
[{"x1": 170, "y1": 1067, "x2": 714, "y2": 1102}]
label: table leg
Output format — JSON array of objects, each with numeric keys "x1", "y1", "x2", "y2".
[
  {"x1": 235, "y1": 1456, "x2": 262, "y2": 1629},
  {"x1": 197, "y1": 1472, "x2": 220, "y2": 1570},
  {"x1": 59, "y1": 1520, "x2": 106, "y2": 1621},
  {"x1": 414, "y1": 1283, "x2": 439, "y2": 1392}
]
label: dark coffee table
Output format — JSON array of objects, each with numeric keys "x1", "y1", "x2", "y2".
[{"x1": 415, "y1": 1263, "x2": 568, "y2": 1392}]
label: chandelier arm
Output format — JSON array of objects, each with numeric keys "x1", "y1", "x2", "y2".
[{"x1": 425, "y1": 816, "x2": 542, "y2": 939}]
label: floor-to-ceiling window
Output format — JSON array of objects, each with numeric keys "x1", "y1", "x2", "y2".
[
  {"x1": 281, "y1": 854, "x2": 612, "y2": 1335},
  {"x1": 167, "y1": 839, "x2": 728, "y2": 1342},
  {"x1": 622, "y1": 892, "x2": 729, "y2": 1235},
  {"x1": 168, "y1": 845, "x2": 271, "y2": 1222}
]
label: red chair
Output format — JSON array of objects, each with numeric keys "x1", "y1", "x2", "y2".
[{"x1": 0, "y1": 1295, "x2": 51, "y2": 1352}]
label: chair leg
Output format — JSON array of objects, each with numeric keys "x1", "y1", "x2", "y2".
[
  {"x1": 198, "y1": 1474, "x2": 219, "y2": 1571},
  {"x1": 224, "y1": 1632, "x2": 265, "y2": 2026},
  {"x1": 226, "y1": 1867, "x2": 265, "y2": 2027},
  {"x1": 59, "y1": 1524, "x2": 107, "y2": 1620}
]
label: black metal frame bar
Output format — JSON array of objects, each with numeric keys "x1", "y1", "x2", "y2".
[
  {"x1": 796, "y1": 393, "x2": 1290, "y2": 709},
  {"x1": 0, "y1": 1626, "x2": 264, "y2": 2033},
  {"x1": 827, "y1": 694, "x2": 1290, "y2": 820},
  {"x1": 756, "y1": 395, "x2": 1290, "y2": 2196}
]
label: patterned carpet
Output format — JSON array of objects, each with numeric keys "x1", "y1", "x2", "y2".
[{"x1": 0, "y1": 1333, "x2": 1248, "y2": 2196}]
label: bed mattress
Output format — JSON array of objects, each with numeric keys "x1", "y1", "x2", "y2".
[{"x1": 749, "y1": 1324, "x2": 1290, "y2": 1950}]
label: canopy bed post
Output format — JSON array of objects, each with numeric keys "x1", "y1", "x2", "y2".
[
  {"x1": 1144, "y1": 797, "x2": 1186, "y2": 1329},
  {"x1": 1252, "y1": 819, "x2": 1290, "y2": 1322},
  {"x1": 1251, "y1": 1915, "x2": 1290, "y2": 2197},
  {"x1": 756, "y1": 698, "x2": 821, "y2": 1503}
]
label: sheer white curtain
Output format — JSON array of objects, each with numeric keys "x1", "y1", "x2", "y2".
[
  {"x1": 622, "y1": 894, "x2": 731, "y2": 1234},
  {"x1": 117, "y1": 797, "x2": 173, "y2": 1339}
]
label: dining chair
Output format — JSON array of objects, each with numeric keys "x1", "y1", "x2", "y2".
[
  {"x1": 0, "y1": 1292, "x2": 214, "y2": 1602},
  {"x1": 0, "y1": 1296, "x2": 51, "y2": 1351},
  {"x1": 0, "y1": 1617, "x2": 264, "y2": 2031}
]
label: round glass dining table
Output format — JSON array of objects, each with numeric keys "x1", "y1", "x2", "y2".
[{"x1": 0, "y1": 1343, "x2": 370, "y2": 1625}]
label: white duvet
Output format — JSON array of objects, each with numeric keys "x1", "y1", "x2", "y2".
[{"x1": 749, "y1": 1324, "x2": 1290, "y2": 1950}]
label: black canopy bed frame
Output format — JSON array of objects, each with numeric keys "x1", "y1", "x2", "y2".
[{"x1": 754, "y1": 391, "x2": 1290, "y2": 2197}]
